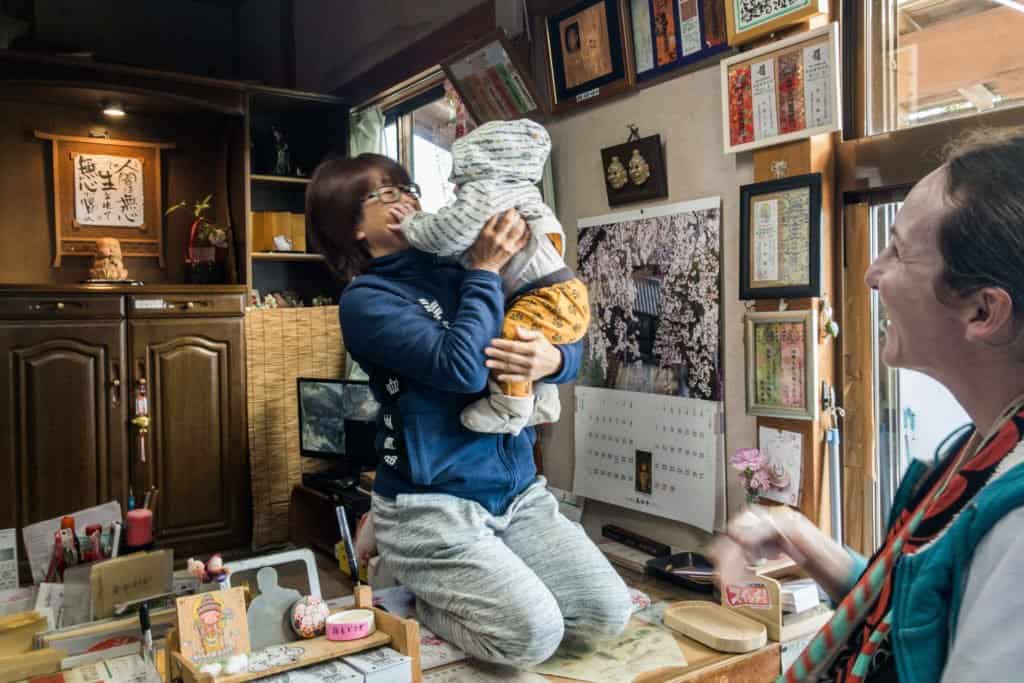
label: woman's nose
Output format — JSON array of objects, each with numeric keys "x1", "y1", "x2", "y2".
[{"x1": 864, "y1": 259, "x2": 880, "y2": 290}]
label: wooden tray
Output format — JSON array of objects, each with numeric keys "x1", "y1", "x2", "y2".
[
  {"x1": 663, "y1": 601, "x2": 767, "y2": 653},
  {"x1": 168, "y1": 586, "x2": 422, "y2": 683}
]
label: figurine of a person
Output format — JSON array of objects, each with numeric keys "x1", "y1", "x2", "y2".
[{"x1": 272, "y1": 125, "x2": 291, "y2": 176}]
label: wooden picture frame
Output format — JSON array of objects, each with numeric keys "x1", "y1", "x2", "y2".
[
  {"x1": 442, "y1": 30, "x2": 546, "y2": 123},
  {"x1": 719, "y1": 22, "x2": 841, "y2": 155},
  {"x1": 600, "y1": 133, "x2": 668, "y2": 206},
  {"x1": 545, "y1": 0, "x2": 635, "y2": 115},
  {"x1": 34, "y1": 131, "x2": 173, "y2": 267},
  {"x1": 745, "y1": 309, "x2": 818, "y2": 420},
  {"x1": 629, "y1": 0, "x2": 730, "y2": 82},
  {"x1": 739, "y1": 173, "x2": 822, "y2": 299},
  {"x1": 724, "y1": 0, "x2": 827, "y2": 46}
]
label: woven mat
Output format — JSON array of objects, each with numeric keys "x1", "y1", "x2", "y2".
[{"x1": 245, "y1": 306, "x2": 345, "y2": 547}]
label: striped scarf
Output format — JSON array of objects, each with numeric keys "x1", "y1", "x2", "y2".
[{"x1": 783, "y1": 401, "x2": 1024, "y2": 682}]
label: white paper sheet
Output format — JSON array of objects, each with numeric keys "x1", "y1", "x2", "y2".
[
  {"x1": 425, "y1": 661, "x2": 548, "y2": 683},
  {"x1": 630, "y1": 0, "x2": 654, "y2": 74},
  {"x1": 0, "y1": 528, "x2": 17, "y2": 590},
  {"x1": 73, "y1": 153, "x2": 145, "y2": 227},
  {"x1": 420, "y1": 626, "x2": 468, "y2": 670},
  {"x1": 803, "y1": 41, "x2": 834, "y2": 129},
  {"x1": 529, "y1": 623, "x2": 686, "y2": 682},
  {"x1": 679, "y1": 0, "x2": 702, "y2": 57},
  {"x1": 753, "y1": 198, "x2": 780, "y2": 283},
  {"x1": 758, "y1": 426, "x2": 804, "y2": 507},
  {"x1": 574, "y1": 387, "x2": 721, "y2": 532},
  {"x1": 0, "y1": 585, "x2": 36, "y2": 616},
  {"x1": 35, "y1": 582, "x2": 65, "y2": 629},
  {"x1": 751, "y1": 58, "x2": 779, "y2": 140},
  {"x1": 22, "y1": 501, "x2": 122, "y2": 584}
]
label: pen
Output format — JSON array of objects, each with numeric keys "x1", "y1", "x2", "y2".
[
  {"x1": 139, "y1": 602, "x2": 154, "y2": 665},
  {"x1": 335, "y1": 506, "x2": 359, "y2": 584}
]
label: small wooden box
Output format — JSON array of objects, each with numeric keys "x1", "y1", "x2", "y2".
[{"x1": 722, "y1": 559, "x2": 833, "y2": 642}]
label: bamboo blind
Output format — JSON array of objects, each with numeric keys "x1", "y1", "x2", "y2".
[{"x1": 245, "y1": 306, "x2": 345, "y2": 547}]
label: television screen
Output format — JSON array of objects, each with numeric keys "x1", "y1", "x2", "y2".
[{"x1": 297, "y1": 379, "x2": 379, "y2": 457}]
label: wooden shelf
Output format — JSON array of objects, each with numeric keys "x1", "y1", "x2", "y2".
[
  {"x1": 252, "y1": 252, "x2": 324, "y2": 262},
  {"x1": 251, "y1": 174, "x2": 310, "y2": 185}
]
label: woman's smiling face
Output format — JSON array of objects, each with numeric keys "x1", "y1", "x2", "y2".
[{"x1": 354, "y1": 168, "x2": 419, "y2": 257}]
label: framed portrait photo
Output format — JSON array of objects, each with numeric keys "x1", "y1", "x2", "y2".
[
  {"x1": 442, "y1": 30, "x2": 546, "y2": 123},
  {"x1": 745, "y1": 309, "x2": 818, "y2": 420},
  {"x1": 724, "y1": 0, "x2": 827, "y2": 46},
  {"x1": 629, "y1": 0, "x2": 730, "y2": 82},
  {"x1": 739, "y1": 173, "x2": 822, "y2": 299},
  {"x1": 719, "y1": 22, "x2": 841, "y2": 154},
  {"x1": 545, "y1": 0, "x2": 635, "y2": 114}
]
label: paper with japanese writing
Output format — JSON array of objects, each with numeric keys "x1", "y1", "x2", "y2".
[
  {"x1": 679, "y1": 0, "x2": 702, "y2": 57},
  {"x1": 751, "y1": 58, "x2": 779, "y2": 140},
  {"x1": 574, "y1": 386, "x2": 719, "y2": 531},
  {"x1": 753, "y1": 198, "x2": 780, "y2": 282},
  {"x1": 528, "y1": 623, "x2": 686, "y2": 682},
  {"x1": 752, "y1": 187, "x2": 811, "y2": 288},
  {"x1": 73, "y1": 153, "x2": 144, "y2": 226},
  {"x1": 425, "y1": 661, "x2": 548, "y2": 682},
  {"x1": 754, "y1": 321, "x2": 806, "y2": 409},
  {"x1": 802, "y1": 41, "x2": 834, "y2": 129},
  {"x1": 758, "y1": 425, "x2": 804, "y2": 506}
]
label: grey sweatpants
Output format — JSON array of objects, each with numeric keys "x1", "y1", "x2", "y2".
[{"x1": 372, "y1": 477, "x2": 633, "y2": 668}]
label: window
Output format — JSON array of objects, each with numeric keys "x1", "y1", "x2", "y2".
[
  {"x1": 863, "y1": 0, "x2": 1024, "y2": 134},
  {"x1": 380, "y1": 80, "x2": 472, "y2": 211},
  {"x1": 869, "y1": 202, "x2": 970, "y2": 525}
]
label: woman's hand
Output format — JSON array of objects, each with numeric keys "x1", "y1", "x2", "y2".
[
  {"x1": 386, "y1": 202, "x2": 415, "y2": 230},
  {"x1": 465, "y1": 209, "x2": 529, "y2": 274},
  {"x1": 485, "y1": 327, "x2": 563, "y2": 383}
]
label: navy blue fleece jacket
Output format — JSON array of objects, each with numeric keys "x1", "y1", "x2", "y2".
[{"x1": 339, "y1": 248, "x2": 582, "y2": 515}]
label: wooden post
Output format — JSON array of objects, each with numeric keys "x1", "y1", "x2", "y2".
[{"x1": 752, "y1": 134, "x2": 838, "y2": 533}]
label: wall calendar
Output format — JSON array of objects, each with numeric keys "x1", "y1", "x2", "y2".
[{"x1": 573, "y1": 386, "x2": 723, "y2": 531}]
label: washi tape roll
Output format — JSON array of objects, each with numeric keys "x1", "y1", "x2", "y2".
[{"x1": 326, "y1": 609, "x2": 376, "y2": 642}]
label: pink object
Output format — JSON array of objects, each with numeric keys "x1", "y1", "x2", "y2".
[
  {"x1": 325, "y1": 609, "x2": 376, "y2": 641},
  {"x1": 125, "y1": 508, "x2": 153, "y2": 547}
]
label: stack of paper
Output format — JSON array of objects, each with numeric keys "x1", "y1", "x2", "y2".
[
  {"x1": 344, "y1": 647, "x2": 413, "y2": 683},
  {"x1": 780, "y1": 578, "x2": 821, "y2": 615}
]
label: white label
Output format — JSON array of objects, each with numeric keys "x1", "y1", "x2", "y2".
[
  {"x1": 576, "y1": 87, "x2": 600, "y2": 103},
  {"x1": 679, "y1": 0, "x2": 702, "y2": 56},
  {"x1": 803, "y1": 41, "x2": 833, "y2": 128},
  {"x1": 753, "y1": 198, "x2": 780, "y2": 282},
  {"x1": 133, "y1": 299, "x2": 166, "y2": 310},
  {"x1": 751, "y1": 58, "x2": 779, "y2": 140}
]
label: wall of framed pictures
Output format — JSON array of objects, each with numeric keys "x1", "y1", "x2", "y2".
[{"x1": 629, "y1": 0, "x2": 729, "y2": 81}]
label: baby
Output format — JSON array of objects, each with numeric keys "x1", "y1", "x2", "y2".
[{"x1": 393, "y1": 119, "x2": 589, "y2": 435}]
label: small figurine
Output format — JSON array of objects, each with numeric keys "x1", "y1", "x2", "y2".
[
  {"x1": 272, "y1": 125, "x2": 291, "y2": 176},
  {"x1": 188, "y1": 554, "x2": 231, "y2": 584},
  {"x1": 628, "y1": 148, "x2": 651, "y2": 186},
  {"x1": 606, "y1": 155, "x2": 627, "y2": 190},
  {"x1": 89, "y1": 238, "x2": 129, "y2": 281}
]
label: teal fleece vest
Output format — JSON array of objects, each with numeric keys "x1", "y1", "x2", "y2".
[{"x1": 883, "y1": 444, "x2": 1024, "y2": 682}]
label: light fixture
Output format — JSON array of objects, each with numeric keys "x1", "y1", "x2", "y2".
[{"x1": 102, "y1": 102, "x2": 125, "y2": 118}]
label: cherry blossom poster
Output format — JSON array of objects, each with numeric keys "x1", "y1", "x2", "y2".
[{"x1": 573, "y1": 198, "x2": 726, "y2": 530}]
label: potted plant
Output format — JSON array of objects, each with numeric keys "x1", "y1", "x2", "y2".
[{"x1": 166, "y1": 194, "x2": 231, "y2": 284}]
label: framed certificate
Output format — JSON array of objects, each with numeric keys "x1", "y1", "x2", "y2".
[
  {"x1": 724, "y1": 0, "x2": 827, "y2": 46},
  {"x1": 719, "y1": 22, "x2": 841, "y2": 154},
  {"x1": 739, "y1": 173, "x2": 822, "y2": 299},
  {"x1": 745, "y1": 309, "x2": 818, "y2": 420},
  {"x1": 629, "y1": 0, "x2": 729, "y2": 82},
  {"x1": 545, "y1": 0, "x2": 635, "y2": 114}
]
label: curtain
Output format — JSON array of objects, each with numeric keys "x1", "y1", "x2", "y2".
[{"x1": 349, "y1": 107, "x2": 385, "y2": 157}]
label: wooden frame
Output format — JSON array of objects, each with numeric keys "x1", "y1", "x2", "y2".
[
  {"x1": 544, "y1": 0, "x2": 635, "y2": 115},
  {"x1": 739, "y1": 173, "x2": 822, "y2": 299},
  {"x1": 724, "y1": 0, "x2": 827, "y2": 46},
  {"x1": 34, "y1": 131, "x2": 174, "y2": 267},
  {"x1": 442, "y1": 29, "x2": 546, "y2": 123},
  {"x1": 629, "y1": 0, "x2": 730, "y2": 82},
  {"x1": 745, "y1": 309, "x2": 818, "y2": 420},
  {"x1": 720, "y1": 22, "x2": 841, "y2": 155}
]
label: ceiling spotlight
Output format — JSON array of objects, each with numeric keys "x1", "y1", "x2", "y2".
[{"x1": 102, "y1": 102, "x2": 125, "y2": 117}]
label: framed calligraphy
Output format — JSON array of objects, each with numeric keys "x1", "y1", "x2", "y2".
[
  {"x1": 34, "y1": 131, "x2": 174, "y2": 267},
  {"x1": 544, "y1": 0, "x2": 635, "y2": 115},
  {"x1": 629, "y1": 0, "x2": 729, "y2": 82},
  {"x1": 744, "y1": 309, "x2": 817, "y2": 420},
  {"x1": 739, "y1": 173, "x2": 822, "y2": 299},
  {"x1": 719, "y1": 22, "x2": 841, "y2": 155},
  {"x1": 724, "y1": 0, "x2": 827, "y2": 46}
]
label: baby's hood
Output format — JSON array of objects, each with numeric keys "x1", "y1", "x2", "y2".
[{"x1": 450, "y1": 119, "x2": 551, "y2": 184}]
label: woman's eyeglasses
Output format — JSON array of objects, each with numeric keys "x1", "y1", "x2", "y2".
[{"x1": 363, "y1": 183, "x2": 421, "y2": 204}]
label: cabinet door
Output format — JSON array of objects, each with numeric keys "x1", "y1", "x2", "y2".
[
  {"x1": 0, "y1": 321, "x2": 127, "y2": 566},
  {"x1": 129, "y1": 318, "x2": 249, "y2": 557}
]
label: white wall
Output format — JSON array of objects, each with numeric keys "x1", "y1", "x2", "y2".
[{"x1": 540, "y1": 65, "x2": 755, "y2": 550}]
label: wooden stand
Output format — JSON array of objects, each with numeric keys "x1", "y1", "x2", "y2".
[
  {"x1": 168, "y1": 585, "x2": 422, "y2": 683},
  {"x1": 722, "y1": 560, "x2": 832, "y2": 642}
]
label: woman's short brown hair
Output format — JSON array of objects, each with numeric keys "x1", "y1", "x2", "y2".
[
  {"x1": 306, "y1": 153, "x2": 412, "y2": 281},
  {"x1": 938, "y1": 128, "x2": 1024, "y2": 319}
]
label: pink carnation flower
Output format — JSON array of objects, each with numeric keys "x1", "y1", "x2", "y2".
[{"x1": 731, "y1": 448, "x2": 767, "y2": 472}]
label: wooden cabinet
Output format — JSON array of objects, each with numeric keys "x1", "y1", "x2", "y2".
[
  {"x1": 0, "y1": 319, "x2": 127, "y2": 533},
  {"x1": 129, "y1": 317, "x2": 248, "y2": 557},
  {"x1": 0, "y1": 286, "x2": 250, "y2": 564}
]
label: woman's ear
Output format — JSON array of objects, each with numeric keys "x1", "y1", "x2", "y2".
[{"x1": 965, "y1": 287, "x2": 1015, "y2": 344}]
